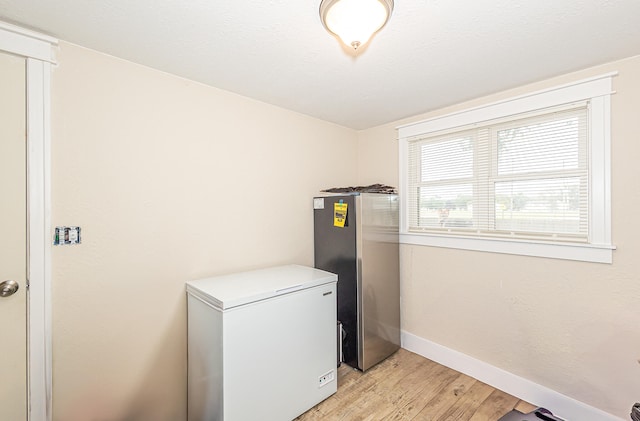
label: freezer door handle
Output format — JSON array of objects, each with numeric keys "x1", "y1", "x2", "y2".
[
  {"x1": 337, "y1": 321, "x2": 344, "y2": 366},
  {"x1": 275, "y1": 284, "x2": 303, "y2": 295}
]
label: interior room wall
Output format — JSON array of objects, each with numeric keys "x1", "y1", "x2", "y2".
[
  {"x1": 51, "y1": 41, "x2": 358, "y2": 421},
  {"x1": 357, "y1": 55, "x2": 640, "y2": 419}
]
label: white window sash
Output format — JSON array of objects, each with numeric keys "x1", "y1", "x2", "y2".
[{"x1": 397, "y1": 73, "x2": 616, "y2": 263}]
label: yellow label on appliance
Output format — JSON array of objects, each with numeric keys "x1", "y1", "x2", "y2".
[{"x1": 334, "y1": 202, "x2": 348, "y2": 227}]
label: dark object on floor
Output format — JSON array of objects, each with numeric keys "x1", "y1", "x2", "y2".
[
  {"x1": 631, "y1": 402, "x2": 640, "y2": 421},
  {"x1": 498, "y1": 407, "x2": 565, "y2": 421},
  {"x1": 321, "y1": 184, "x2": 397, "y2": 194}
]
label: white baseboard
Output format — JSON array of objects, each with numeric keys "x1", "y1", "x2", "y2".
[{"x1": 401, "y1": 331, "x2": 623, "y2": 421}]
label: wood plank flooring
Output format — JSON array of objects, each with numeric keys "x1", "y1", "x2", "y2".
[{"x1": 295, "y1": 348, "x2": 536, "y2": 421}]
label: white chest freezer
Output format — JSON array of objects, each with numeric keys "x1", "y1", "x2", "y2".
[{"x1": 186, "y1": 264, "x2": 338, "y2": 421}]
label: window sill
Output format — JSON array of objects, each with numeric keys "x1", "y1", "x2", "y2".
[{"x1": 400, "y1": 232, "x2": 615, "y2": 263}]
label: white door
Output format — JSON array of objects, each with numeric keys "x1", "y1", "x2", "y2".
[{"x1": 0, "y1": 50, "x2": 27, "y2": 420}]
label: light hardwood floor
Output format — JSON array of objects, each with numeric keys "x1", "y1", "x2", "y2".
[{"x1": 296, "y1": 348, "x2": 536, "y2": 421}]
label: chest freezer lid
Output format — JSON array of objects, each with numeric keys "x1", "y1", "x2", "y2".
[{"x1": 186, "y1": 264, "x2": 337, "y2": 310}]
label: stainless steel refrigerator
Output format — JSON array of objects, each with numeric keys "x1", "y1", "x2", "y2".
[{"x1": 313, "y1": 192, "x2": 400, "y2": 371}]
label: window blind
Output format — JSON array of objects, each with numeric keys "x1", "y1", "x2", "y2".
[{"x1": 407, "y1": 104, "x2": 589, "y2": 242}]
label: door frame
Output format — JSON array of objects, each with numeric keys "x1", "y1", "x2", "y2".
[{"x1": 0, "y1": 21, "x2": 56, "y2": 421}]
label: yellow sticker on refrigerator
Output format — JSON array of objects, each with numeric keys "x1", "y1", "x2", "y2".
[{"x1": 334, "y1": 202, "x2": 348, "y2": 227}]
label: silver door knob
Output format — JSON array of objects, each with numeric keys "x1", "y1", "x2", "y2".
[{"x1": 0, "y1": 280, "x2": 19, "y2": 297}]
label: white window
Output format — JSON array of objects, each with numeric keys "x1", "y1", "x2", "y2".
[{"x1": 398, "y1": 73, "x2": 616, "y2": 263}]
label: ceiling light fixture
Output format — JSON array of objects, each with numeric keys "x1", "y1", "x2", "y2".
[{"x1": 319, "y1": 0, "x2": 394, "y2": 50}]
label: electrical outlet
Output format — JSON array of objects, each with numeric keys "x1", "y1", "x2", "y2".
[{"x1": 318, "y1": 369, "x2": 335, "y2": 388}]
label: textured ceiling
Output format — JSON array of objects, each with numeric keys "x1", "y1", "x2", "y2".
[{"x1": 1, "y1": 0, "x2": 639, "y2": 129}]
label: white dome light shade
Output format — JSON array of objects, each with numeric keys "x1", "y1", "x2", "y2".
[{"x1": 320, "y1": 0, "x2": 394, "y2": 50}]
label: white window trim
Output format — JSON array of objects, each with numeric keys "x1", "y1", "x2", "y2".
[
  {"x1": 398, "y1": 73, "x2": 616, "y2": 264},
  {"x1": 0, "y1": 20, "x2": 56, "y2": 421}
]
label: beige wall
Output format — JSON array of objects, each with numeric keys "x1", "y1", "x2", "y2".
[
  {"x1": 357, "y1": 55, "x2": 640, "y2": 419},
  {"x1": 49, "y1": 38, "x2": 640, "y2": 421},
  {"x1": 51, "y1": 42, "x2": 358, "y2": 421}
]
